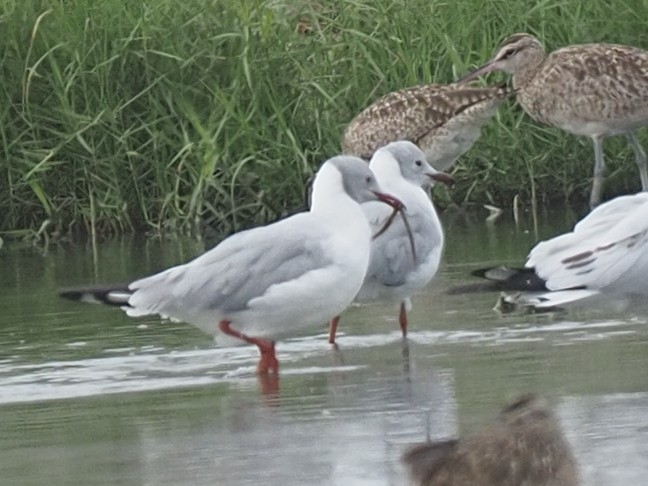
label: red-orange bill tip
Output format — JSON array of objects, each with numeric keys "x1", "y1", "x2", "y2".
[
  {"x1": 373, "y1": 191, "x2": 406, "y2": 211},
  {"x1": 429, "y1": 172, "x2": 455, "y2": 185}
]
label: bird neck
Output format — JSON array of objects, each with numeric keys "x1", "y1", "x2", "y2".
[
  {"x1": 369, "y1": 152, "x2": 401, "y2": 182},
  {"x1": 511, "y1": 48, "x2": 547, "y2": 90},
  {"x1": 310, "y1": 165, "x2": 369, "y2": 228},
  {"x1": 369, "y1": 152, "x2": 420, "y2": 197}
]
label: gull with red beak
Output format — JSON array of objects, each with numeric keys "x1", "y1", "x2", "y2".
[
  {"x1": 329, "y1": 141, "x2": 453, "y2": 343},
  {"x1": 60, "y1": 155, "x2": 405, "y2": 375}
]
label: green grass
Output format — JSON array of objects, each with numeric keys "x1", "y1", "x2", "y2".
[{"x1": 2, "y1": 0, "x2": 648, "y2": 238}]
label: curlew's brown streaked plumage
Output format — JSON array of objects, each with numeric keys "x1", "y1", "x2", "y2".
[
  {"x1": 459, "y1": 33, "x2": 648, "y2": 208},
  {"x1": 342, "y1": 83, "x2": 511, "y2": 171},
  {"x1": 402, "y1": 394, "x2": 580, "y2": 486}
]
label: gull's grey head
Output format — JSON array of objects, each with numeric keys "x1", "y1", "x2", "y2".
[
  {"x1": 327, "y1": 155, "x2": 383, "y2": 203},
  {"x1": 458, "y1": 33, "x2": 545, "y2": 83},
  {"x1": 376, "y1": 141, "x2": 455, "y2": 187},
  {"x1": 325, "y1": 155, "x2": 405, "y2": 209}
]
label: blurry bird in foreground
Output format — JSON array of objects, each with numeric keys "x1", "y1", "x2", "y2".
[{"x1": 402, "y1": 394, "x2": 580, "y2": 486}]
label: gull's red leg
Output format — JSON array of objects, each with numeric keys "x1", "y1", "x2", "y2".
[
  {"x1": 256, "y1": 341, "x2": 279, "y2": 374},
  {"x1": 219, "y1": 320, "x2": 279, "y2": 374},
  {"x1": 399, "y1": 302, "x2": 408, "y2": 338},
  {"x1": 257, "y1": 373, "x2": 280, "y2": 397},
  {"x1": 328, "y1": 316, "x2": 341, "y2": 344}
]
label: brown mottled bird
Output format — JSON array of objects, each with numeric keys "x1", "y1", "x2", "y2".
[
  {"x1": 459, "y1": 33, "x2": 648, "y2": 208},
  {"x1": 402, "y1": 394, "x2": 580, "y2": 486},
  {"x1": 342, "y1": 83, "x2": 511, "y2": 170}
]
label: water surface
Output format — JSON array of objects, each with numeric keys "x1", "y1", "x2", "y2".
[{"x1": 1, "y1": 211, "x2": 647, "y2": 485}]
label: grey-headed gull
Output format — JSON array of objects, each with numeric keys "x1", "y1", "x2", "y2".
[
  {"x1": 329, "y1": 141, "x2": 453, "y2": 343},
  {"x1": 402, "y1": 394, "x2": 580, "y2": 485},
  {"x1": 470, "y1": 192, "x2": 648, "y2": 312},
  {"x1": 60, "y1": 156, "x2": 405, "y2": 374}
]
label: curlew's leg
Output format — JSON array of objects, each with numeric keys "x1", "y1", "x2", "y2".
[
  {"x1": 328, "y1": 316, "x2": 340, "y2": 344},
  {"x1": 626, "y1": 132, "x2": 648, "y2": 190},
  {"x1": 590, "y1": 135, "x2": 606, "y2": 209},
  {"x1": 219, "y1": 320, "x2": 279, "y2": 374},
  {"x1": 399, "y1": 302, "x2": 408, "y2": 338}
]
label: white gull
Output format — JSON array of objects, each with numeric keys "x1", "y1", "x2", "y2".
[
  {"x1": 329, "y1": 141, "x2": 453, "y2": 342},
  {"x1": 60, "y1": 155, "x2": 404, "y2": 374}
]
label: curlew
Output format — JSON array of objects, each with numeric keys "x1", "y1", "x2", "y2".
[
  {"x1": 459, "y1": 33, "x2": 648, "y2": 208},
  {"x1": 342, "y1": 83, "x2": 511, "y2": 171},
  {"x1": 402, "y1": 394, "x2": 580, "y2": 486}
]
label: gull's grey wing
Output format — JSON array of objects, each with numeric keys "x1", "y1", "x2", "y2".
[
  {"x1": 364, "y1": 202, "x2": 442, "y2": 287},
  {"x1": 128, "y1": 214, "x2": 333, "y2": 316}
]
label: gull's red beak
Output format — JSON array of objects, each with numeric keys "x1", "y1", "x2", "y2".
[
  {"x1": 373, "y1": 191, "x2": 406, "y2": 211},
  {"x1": 428, "y1": 172, "x2": 455, "y2": 186}
]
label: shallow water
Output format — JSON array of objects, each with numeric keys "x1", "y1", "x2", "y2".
[{"x1": 1, "y1": 210, "x2": 647, "y2": 485}]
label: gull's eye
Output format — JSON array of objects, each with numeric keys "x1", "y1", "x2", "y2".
[
  {"x1": 365, "y1": 176, "x2": 371, "y2": 184},
  {"x1": 415, "y1": 160, "x2": 423, "y2": 167}
]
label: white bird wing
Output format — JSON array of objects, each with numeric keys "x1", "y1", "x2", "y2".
[
  {"x1": 363, "y1": 200, "x2": 441, "y2": 287},
  {"x1": 571, "y1": 192, "x2": 648, "y2": 234},
  {"x1": 127, "y1": 214, "x2": 333, "y2": 318},
  {"x1": 526, "y1": 289, "x2": 601, "y2": 309},
  {"x1": 527, "y1": 193, "x2": 648, "y2": 291},
  {"x1": 528, "y1": 193, "x2": 648, "y2": 267}
]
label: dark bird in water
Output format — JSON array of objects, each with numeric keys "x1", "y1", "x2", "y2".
[{"x1": 402, "y1": 394, "x2": 580, "y2": 486}]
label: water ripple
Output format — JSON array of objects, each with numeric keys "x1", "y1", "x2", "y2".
[{"x1": 0, "y1": 317, "x2": 641, "y2": 405}]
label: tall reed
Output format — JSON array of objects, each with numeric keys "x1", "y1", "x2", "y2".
[{"x1": 1, "y1": 0, "x2": 647, "y2": 237}]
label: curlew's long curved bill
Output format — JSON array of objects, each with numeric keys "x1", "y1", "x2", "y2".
[
  {"x1": 373, "y1": 170, "x2": 454, "y2": 263},
  {"x1": 372, "y1": 207, "x2": 399, "y2": 241},
  {"x1": 372, "y1": 205, "x2": 418, "y2": 264},
  {"x1": 372, "y1": 191, "x2": 415, "y2": 259},
  {"x1": 372, "y1": 191, "x2": 405, "y2": 212},
  {"x1": 407, "y1": 170, "x2": 453, "y2": 261},
  {"x1": 456, "y1": 59, "x2": 501, "y2": 84},
  {"x1": 371, "y1": 192, "x2": 410, "y2": 250}
]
